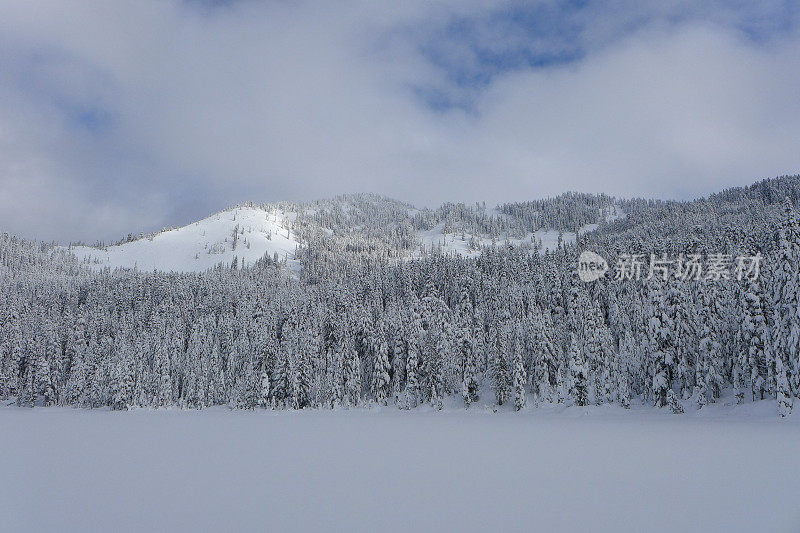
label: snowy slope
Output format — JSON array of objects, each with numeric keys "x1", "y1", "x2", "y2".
[
  {"x1": 415, "y1": 203, "x2": 627, "y2": 257},
  {"x1": 67, "y1": 201, "x2": 626, "y2": 271},
  {"x1": 70, "y1": 207, "x2": 300, "y2": 272},
  {"x1": 416, "y1": 204, "x2": 624, "y2": 258},
  {"x1": 417, "y1": 225, "x2": 575, "y2": 257}
]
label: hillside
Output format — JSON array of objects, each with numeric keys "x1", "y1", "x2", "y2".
[
  {"x1": 69, "y1": 206, "x2": 301, "y2": 273},
  {"x1": 63, "y1": 193, "x2": 625, "y2": 274},
  {"x1": 1, "y1": 175, "x2": 799, "y2": 419}
]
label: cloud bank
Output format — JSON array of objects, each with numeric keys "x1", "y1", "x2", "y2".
[{"x1": 0, "y1": 0, "x2": 799, "y2": 242}]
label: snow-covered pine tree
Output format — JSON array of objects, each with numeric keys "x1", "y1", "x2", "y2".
[
  {"x1": 568, "y1": 334, "x2": 588, "y2": 407},
  {"x1": 111, "y1": 336, "x2": 134, "y2": 410},
  {"x1": 258, "y1": 370, "x2": 271, "y2": 408},
  {"x1": 695, "y1": 281, "x2": 723, "y2": 406},
  {"x1": 775, "y1": 353, "x2": 793, "y2": 417},
  {"x1": 771, "y1": 197, "x2": 800, "y2": 397},
  {"x1": 235, "y1": 357, "x2": 259, "y2": 409},
  {"x1": 62, "y1": 314, "x2": 88, "y2": 405},
  {"x1": 583, "y1": 303, "x2": 603, "y2": 404},
  {"x1": 35, "y1": 353, "x2": 55, "y2": 407},
  {"x1": 458, "y1": 326, "x2": 479, "y2": 407},
  {"x1": 531, "y1": 309, "x2": 558, "y2": 404},
  {"x1": 616, "y1": 332, "x2": 633, "y2": 409},
  {"x1": 512, "y1": 335, "x2": 527, "y2": 411},
  {"x1": 647, "y1": 280, "x2": 683, "y2": 413},
  {"x1": 742, "y1": 279, "x2": 769, "y2": 401},
  {"x1": 488, "y1": 312, "x2": 511, "y2": 406},
  {"x1": 372, "y1": 327, "x2": 391, "y2": 405},
  {"x1": 404, "y1": 340, "x2": 420, "y2": 409},
  {"x1": 390, "y1": 319, "x2": 406, "y2": 404},
  {"x1": 670, "y1": 281, "x2": 697, "y2": 399},
  {"x1": 345, "y1": 348, "x2": 362, "y2": 408},
  {"x1": 329, "y1": 341, "x2": 345, "y2": 408},
  {"x1": 154, "y1": 337, "x2": 173, "y2": 407}
]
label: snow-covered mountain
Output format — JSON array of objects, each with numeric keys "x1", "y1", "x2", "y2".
[
  {"x1": 65, "y1": 194, "x2": 626, "y2": 273},
  {"x1": 415, "y1": 224, "x2": 576, "y2": 258},
  {"x1": 3, "y1": 175, "x2": 800, "y2": 422},
  {"x1": 70, "y1": 206, "x2": 301, "y2": 272}
]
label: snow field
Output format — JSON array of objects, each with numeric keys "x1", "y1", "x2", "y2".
[
  {"x1": 1, "y1": 400, "x2": 797, "y2": 533},
  {"x1": 69, "y1": 207, "x2": 300, "y2": 272}
]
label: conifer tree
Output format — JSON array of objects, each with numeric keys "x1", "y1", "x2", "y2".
[
  {"x1": 531, "y1": 310, "x2": 558, "y2": 404},
  {"x1": 776, "y1": 354, "x2": 793, "y2": 417},
  {"x1": 772, "y1": 197, "x2": 800, "y2": 395},
  {"x1": 63, "y1": 315, "x2": 88, "y2": 405},
  {"x1": 742, "y1": 281, "x2": 769, "y2": 400},
  {"x1": 36, "y1": 353, "x2": 55, "y2": 407},
  {"x1": 696, "y1": 282, "x2": 722, "y2": 405},
  {"x1": 489, "y1": 316, "x2": 511, "y2": 406},
  {"x1": 154, "y1": 338, "x2": 173, "y2": 407},
  {"x1": 345, "y1": 348, "x2": 361, "y2": 407},
  {"x1": 647, "y1": 280, "x2": 682, "y2": 411},
  {"x1": 569, "y1": 334, "x2": 588, "y2": 407},
  {"x1": 512, "y1": 337, "x2": 527, "y2": 411},
  {"x1": 258, "y1": 370, "x2": 271, "y2": 408},
  {"x1": 404, "y1": 340, "x2": 420, "y2": 409},
  {"x1": 616, "y1": 333, "x2": 633, "y2": 409},
  {"x1": 372, "y1": 330, "x2": 391, "y2": 405},
  {"x1": 391, "y1": 322, "x2": 406, "y2": 403},
  {"x1": 459, "y1": 326, "x2": 479, "y2": 407}
]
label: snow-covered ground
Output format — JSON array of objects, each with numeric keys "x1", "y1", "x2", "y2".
[
  {"x1": 417, "y1": 223, "x2": 485, "y2": 257},
  {"x1": 66, "y1": 202, "x2": 624, "y2": 269},
  {"x1": 2, "y1": 400, "x2": 797, "y2": 533},
  {"x1": 69, "y1": 207, "x2": 301, "y2": 272},
  {"x1": 415, "y1": 204, "x2": 624, "y2": 258},
  {"x1": 417, "y1": 225, "x2": 576, "y2": 257},
  {"x1": 603, "y1": 203, "x2": 626, "y2": 223},
  {"x1": 578, "y1": 204, "x2": 626, "y2": 236}
]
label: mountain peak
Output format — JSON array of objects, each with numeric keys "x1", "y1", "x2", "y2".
[{"x1": 70, "y1": 205, "x2": 300, "y2": 273}]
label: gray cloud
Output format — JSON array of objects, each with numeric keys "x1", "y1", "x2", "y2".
[{"x1": 0, "y1": 0, "x2": 799, "y2": 242}]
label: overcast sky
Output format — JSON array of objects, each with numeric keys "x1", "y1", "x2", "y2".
[{"x1": 1, "y1": 0, "x2": 799, "y2": 243}]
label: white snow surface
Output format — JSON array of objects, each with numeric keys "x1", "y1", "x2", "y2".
[
  {"x1": 69, "y1": 207, "x2": 300, "y2": 272},
  {"x1": 535, "y1": 228, "x2": 576, "y2": 251},
  {"x1": 417, "y1": 224, "x2": 575, "y2": 257},
  {"x1": 579, "y1": 204, "x2": 626, "y2": 235},
  {"x1": 484, "y1": 206, "x2": 510, "y2": 220},
  {"x1": 66, "y1": 202, "x2": 625, "y2": 269},
  {"x1": 603, "y1": 203, "x2": 626, "y2": 223},
  {"x1": 415, "y1": 204, "x2": 626, "y2": 258},
  {"x1": 2, "y1": 399, "x2": 798, "y2": 533}
]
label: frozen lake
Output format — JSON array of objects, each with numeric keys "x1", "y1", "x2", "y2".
[{"x1": 2, "y1": 402, "x2": 798, "y2": 532}]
